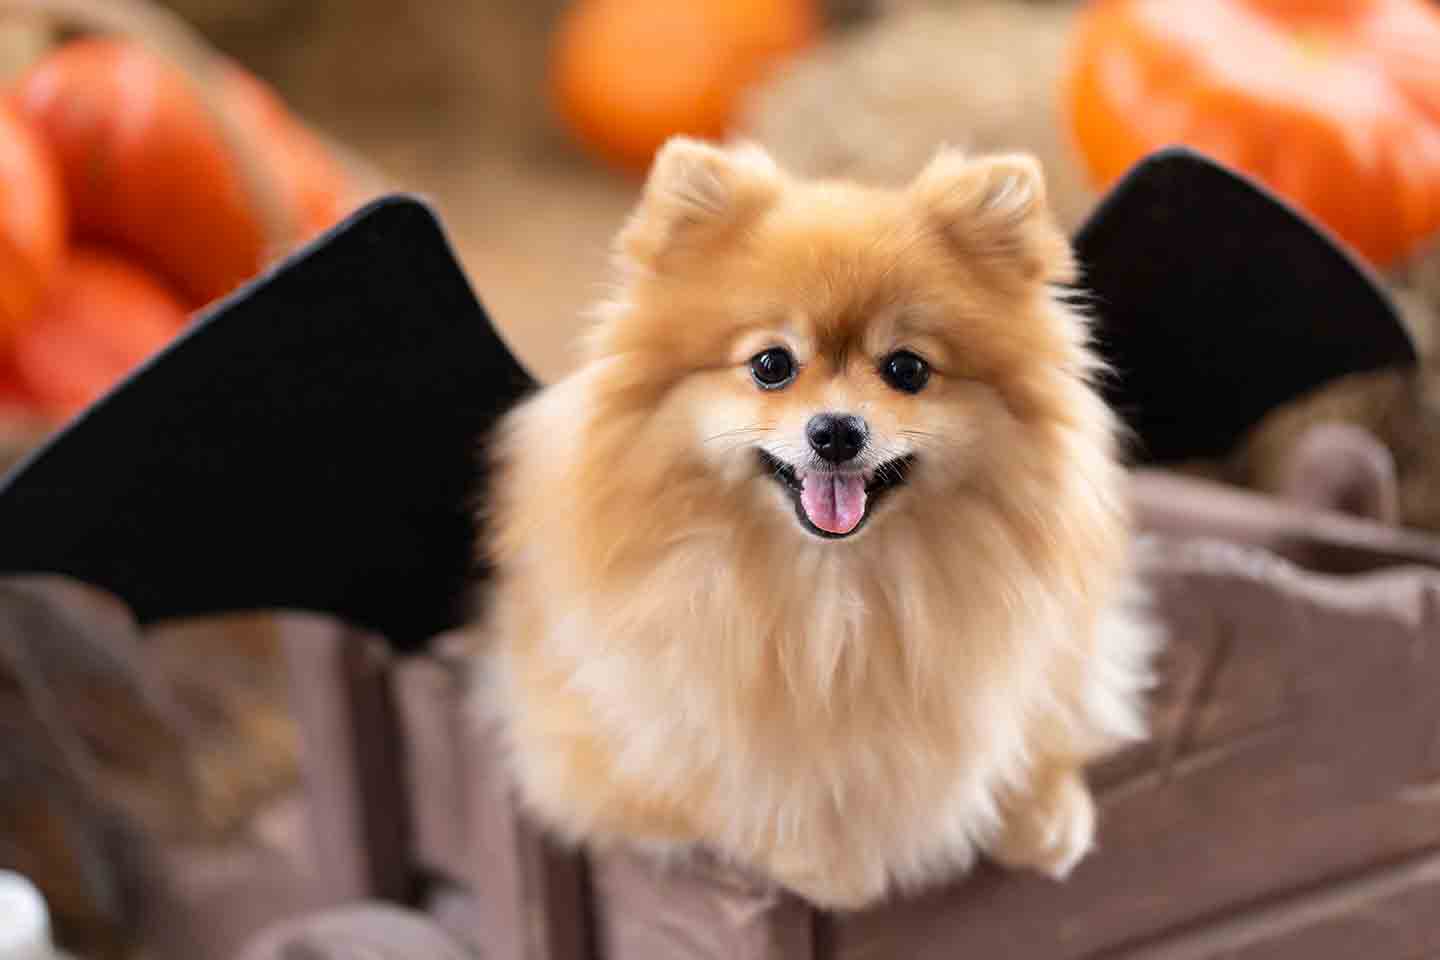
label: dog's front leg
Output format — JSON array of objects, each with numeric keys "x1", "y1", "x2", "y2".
[{"x1": 987, "y1": 760, "x2": 1097, "y2": 880}]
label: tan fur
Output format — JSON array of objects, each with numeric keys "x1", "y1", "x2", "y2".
[{"x1": 468, "y1": 138, "x2": 1156, "y2": 910}]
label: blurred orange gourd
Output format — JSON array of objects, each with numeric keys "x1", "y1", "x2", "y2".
[
  {"x1": 551, "y1": 0, "x2": 820, "y2": 175},
  {"x1": 0, "y1": 100, "x2": 66, "y2": 349},
  {"x1": 11, "y1": 38, "x2": 353, "y2": 307},
  {"x1": 1065, "y1": 0, "x2": 1440, "y2": 267},
  {"x1": 12, "y1": 246, "x2": 188, "y2": 419},
  {"x1": 0, "y1": 361, "x2": 41, "y2": 418}
]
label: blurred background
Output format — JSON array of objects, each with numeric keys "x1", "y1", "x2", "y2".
[
  {"x1": 1, "y1": 0, "x2": 1439, "y2": 956},
  {"x1": 1, "y1": 0, "x2": 1438, "y2": 460}
]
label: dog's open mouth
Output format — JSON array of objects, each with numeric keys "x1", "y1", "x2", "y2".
[{"x1": 757, "y1": 450, "x2": 915, "y2": 539}]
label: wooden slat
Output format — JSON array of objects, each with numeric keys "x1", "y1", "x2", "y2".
[
  {"x1": 1110, "y1": 846, "x2": 1440, "y2": 960},
  {"x1": 420, "y1": 633, "x2": 590, "y2": 960},
  {"x1": 283, "y1": 618, "x2": 410, "y2": 904},
  {"x1": 516, "y1": 815, "x2": 592, "y2": 960},
  {"x1": 393, "y1": 652, "x2": 470, "y2": 886},
  {"x1": 591, "y1": 848, "x2": 814, "y2": 960},
  {"x1": 1132, "y1": 470, "x2": 1440, "y2": 574},
  {"x1": 233, "y1": 902, "x2": 473, "y2": 960}
]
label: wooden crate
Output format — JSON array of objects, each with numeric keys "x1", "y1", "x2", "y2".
[{"x1": 372, "y1": 532, "x2": 1440, "y2": 959}]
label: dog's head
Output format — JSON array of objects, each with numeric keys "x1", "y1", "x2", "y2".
[{"x1": 581, "y1": 137, "x2": 1097, "y2": 544}]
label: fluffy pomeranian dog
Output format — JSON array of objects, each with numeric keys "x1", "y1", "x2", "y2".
[{"x1": 473, "y1": 137, "x2": 1155, "y2": 909}]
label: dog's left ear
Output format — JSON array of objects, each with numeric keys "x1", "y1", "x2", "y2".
[
  {"x1": 912, "y1": 150, "x2": 1075, "y2": 285},
  {"x1": 616, "y1": 137, "x2": 780, "y2": 272}
]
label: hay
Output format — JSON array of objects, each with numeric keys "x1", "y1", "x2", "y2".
[{"x1": 738, "y1": 1, "x2": 1095, "y2": 232}]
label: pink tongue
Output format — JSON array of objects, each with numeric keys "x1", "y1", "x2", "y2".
[{"x1": 799, "y1": 473, "x2": 868, "y2": 535}]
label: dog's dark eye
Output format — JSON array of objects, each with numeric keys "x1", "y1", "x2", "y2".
[
  {"x1": 750, "y1": 347, "x2": 796, "y2": 389},
  {"x1": 882, "y1": 350, "x2": 929, "y2": 394}
]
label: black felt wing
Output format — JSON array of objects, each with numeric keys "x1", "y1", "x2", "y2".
[
  {"x1": 0, "y1": 196, "x2": 537, "y2": 650},
  {"x1": 1074, "y1": 146, "x2": 1418, "y2": 464}
]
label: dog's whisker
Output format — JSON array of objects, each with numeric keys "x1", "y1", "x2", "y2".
[
  {"x1": 897, "y1": 429, "x2": 948, "y2": 454},
  {"x1": 880, "y1": 458, "x2": 908, "y2": 485},
  {"x1": 704, "y1": 425, "x2": 775, "y2": 445}
]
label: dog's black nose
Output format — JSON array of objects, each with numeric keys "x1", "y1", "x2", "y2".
[{"x1": 806, "y1": 413, "x2": 867, "y2": 464}]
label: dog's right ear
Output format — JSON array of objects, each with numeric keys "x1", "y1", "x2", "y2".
[
  {"x1": 911, "y1": 149, "x2": 1074, "y2": 286},
  {"x1": 615, "y1": 137, "x2": 780, "y2": 272}
]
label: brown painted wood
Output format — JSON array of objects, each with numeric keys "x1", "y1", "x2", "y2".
[
  {"x1": 1110, "y1": 846, "x2": 1440, "y2": 960},
  {"x1": 516, "y1": 813, "x2": 593, "y2": 960},
  {"x1": 1132, "y1": 470, "x2": 1440, "y2": 574},
  {"x1": 397, "y1": 640, "x2": 590, "y2": 960},
  {"x1": 393, "y1": 651, "x2": 471, "y2": 887},
  {"x1": 283, "y1": 618, "x2": 410, "y2": 904},
  {"x1": 823, "y1": 540, "x2": 1440, "y2": 959},
  {"x1": 233, "y1": 902, "x2": 474, "y2": 960},
  {"x1": 591, "y1": 848, "x2": 814, "y2": 960}
]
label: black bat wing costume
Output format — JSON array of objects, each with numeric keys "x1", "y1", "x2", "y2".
[{"x1": 0, "y1": 148, "x2": 1417, "y2": 650}]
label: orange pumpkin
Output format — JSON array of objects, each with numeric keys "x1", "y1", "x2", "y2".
[
  {"x1": 12, "y1": 247, "x2": 189, "y2": 419},
  {"x1": 552, "y1": 0, "x2": 819, "y2": 174},
  {"x1": 11, "y1": 38, "x2": 353, "y2": 307},
  {"x1": 0, "y1": 100, "x2": 66, "y2": 348},
  {"x1": 0, "y1": 359, "x2": 40, "y2": 417},
  {"x1": 219, "y1": 65, "x2": 353, "y2": 256},
  {"x1": 1065, "y1": 0, "x2": 1440, "y2": 267}
]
